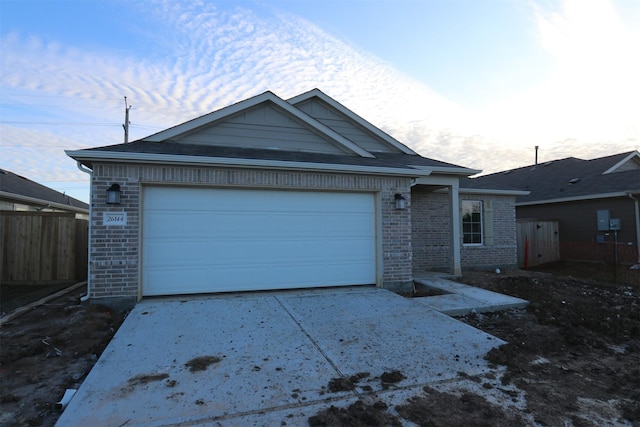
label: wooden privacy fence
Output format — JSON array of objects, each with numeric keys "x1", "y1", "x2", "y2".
[
  {"x1": 517, "y1": 220, "x2": 560, "y2": 268},
  {"x1": 0, "y1": 212, "x2": 88, "y2": 284}
]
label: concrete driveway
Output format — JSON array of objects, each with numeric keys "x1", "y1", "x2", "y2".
[{"x1": 56, "y1": 286, "x2": 519, "y2": 426}]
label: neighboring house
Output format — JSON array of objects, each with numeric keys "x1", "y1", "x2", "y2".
[
  {"x1": 0, "y1": 170, "x2": 89, "y2": 283},
  {"x1": 469, "y1": 151, "x2": 640, "y2": 265},
  {"x1": 66, "y1": 89, "x2": 525, "y2": 305},
  {"x1": 0, "y1": 169, "x2": 89, "y2": 216}
]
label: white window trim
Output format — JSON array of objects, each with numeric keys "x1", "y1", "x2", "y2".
[{"x1": 462, "y1": 200, "x2": 483, "y2": 246}]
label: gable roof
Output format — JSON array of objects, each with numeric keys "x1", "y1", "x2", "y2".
[
  {"x1": 470, "y1": 151, "x2": 640, "y2": 205},
  {"x1": 142, "y1": 91, "x2": 374, "y2": 158},
  {"x1": 602, "y1": 151, "x2": 640, "y2": 174},
  {"x1": 70, "y1": 141, "x2": 475, "y2": 177},
  {"x1": 67, "y1": 89, "x2": 480, "y2": 178},
  {"x1": 288, "y1": 89, "x2": 417, "y2": 155},
  {"x1": 0, "y1": 169, "x2": 89, "y2": 212}
]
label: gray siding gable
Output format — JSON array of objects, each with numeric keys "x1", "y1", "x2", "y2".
[
  {"x1": 171, "y1": 103, "x2": 353, "y2": 156},
  {"x1": 295, "y1": 98, "x2": 402, "y2": 154}
]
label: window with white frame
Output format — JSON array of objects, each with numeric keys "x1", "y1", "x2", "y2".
[{"x1": 462, "y1": 200, "x2": 483, "y2": 245}]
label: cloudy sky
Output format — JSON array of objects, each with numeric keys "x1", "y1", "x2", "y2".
[{"x1": 1, "y1": 0, "x2": 639, "y2": 203}]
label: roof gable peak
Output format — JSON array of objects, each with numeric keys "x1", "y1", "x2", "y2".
[
  {"x1": 602, "y1": 150, "x2": 640, "y2": 174},
  {"x1": 141, "y1": 91, "x2": 375, "y2": 158},
  {"x1": 288, "y1": 89, "x2": 416, "y2": 155}
]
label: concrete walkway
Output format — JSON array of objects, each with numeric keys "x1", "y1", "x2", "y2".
[
  {"x1": 56, "y1": 285, "x2": 527, "y2": 426},
  {"x1": 413, "y1": 273, "x2": 529, "y2": 316}
]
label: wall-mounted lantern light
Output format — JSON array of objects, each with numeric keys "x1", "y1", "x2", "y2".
[
  {"x1": 106, "y1": 183, "x2": 121, "y2": 204},
  {"x1": 394, "y1": 193, "x2": 406, "y2": 210}
]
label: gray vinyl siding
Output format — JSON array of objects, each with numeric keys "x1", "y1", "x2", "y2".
[
  {"x1": 173, "y1": 104, "x2": 352, "y2": 155},
  {"x1": 517, "y1": 197, "x2": 637, "y2": 244},
  {"x1": 611, "y1": 159, "x2": 640, "y2": 173},
  {"x1": 295, "y1": 99, "x2": 399, "y2": 153}
]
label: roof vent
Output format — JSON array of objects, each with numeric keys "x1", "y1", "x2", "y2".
[{"x1": 569, "y1": 178, "x2": 580, "y2": 184}]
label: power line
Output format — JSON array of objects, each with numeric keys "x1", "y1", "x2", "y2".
[
  {"x1": 0, "y1": 121, "x2": 121, "y2": 126},
  {"x1": 0, "y1": 102, "x2": 112, "y2": 109},
  {"x1": 0, "y1": 93, "x2": 127, "y2": 100},
  {"x1": 0, "y1": 121, "x2": 161, "y2": 129}
]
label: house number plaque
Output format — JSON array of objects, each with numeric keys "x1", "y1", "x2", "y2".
[{"x1": 103, "y1": 212, "x2": 127, "y2": 226}]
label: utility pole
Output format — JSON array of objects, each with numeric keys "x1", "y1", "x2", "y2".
[{"x1": 123, "y1": 97, "x2": 132, "y2": 143}]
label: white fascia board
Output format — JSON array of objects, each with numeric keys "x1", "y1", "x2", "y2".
[
  {"x1": 141, "y1": 92, "x2": 276, "y2": 141},
  {"x1": 457, "y1": 188, "x2": 530, "y2": 196},
  {"x1": 603, "y1": 150, "x2": 640, "y2": 174},
  {"x1": 288, "y1": 89, "x2": 417, "y2": 155},
  {"x1": 412, "y1": 175, "x2": 459, "y2": 187},
  {"x1": 142, "y1": 91, "x2": 375, "y2": 159},
  {"x1": 0, "y1": 191, "x2": 88, "y2": 214},
  {"x1": 65, "y1": 150, "x2": 433, "y2": 178},
  {"x1": 410, "y1": 165, "x2": 482, "y2": 176},
  {"x1": 516, "y1": 191, "x2": 640, "y2": 206}
]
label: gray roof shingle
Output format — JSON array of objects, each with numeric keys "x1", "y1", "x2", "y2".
[
  {"x1": 79, "y1": 140, "x2": 470, "y2": 171},
  {"x1": 469, "y1": 151, "x2": 640, "y2": 203},
  {"x1": 0, "y1": 169, "x2": 89, "y2": 210}
]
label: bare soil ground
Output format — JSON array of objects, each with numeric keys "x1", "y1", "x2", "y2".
[
  {"x1": 0, "y1": 286, "x2": 127, "y2": 427},
  {"x1": 310, "y1": 266, "x2": 640, "y2": 426},
  {"x1": 1, "y1": 265, "x2": 639, "y2": 426},
  {"x1": 456, "y1": 268, "x2": 639, "y2": 427},
  {"x1": 1, "y1": 282, "x2": 77, "y2": 315}
]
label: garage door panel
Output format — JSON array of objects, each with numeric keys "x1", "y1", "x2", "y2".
[
  {"x1": 142, "y1": 187, "x2": 376, "y2": 296},
  {"x1": 207, "y1": 237, "x2": 375, "y2": 263},
  {"x1": 144, "y1": 211, "x2": 211, "y2": 237},
  {"x1": 186, "y1": 264, "x2": 375, "y2": 293},
  {"x1": 144, "y1": 267, "x2": 210, "y2": 295},
  {"x1": 209, "y1": 213, "x2": 373, "y2": 238},
  {"x1": 144, "y1": 240, "x2": 210, "y2": 266}
]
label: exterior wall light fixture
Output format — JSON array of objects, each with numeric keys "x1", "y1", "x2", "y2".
[
  {"x1": 106, "y1": 183, "x2": 121, "y2": 204},
  {"x1": 394, "y1": 193, "x2": 406, "y2": 210}
]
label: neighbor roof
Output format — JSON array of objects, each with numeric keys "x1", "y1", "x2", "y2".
[
  {"x1": 67, "y1": 89, "x2": 480, "y2": 178},
  {"x1": 469, "y1": 151, "x2": 640, "y2": 205},
  {"x1": 0, "y1": 169, "x2": 89, "y2": 212}
]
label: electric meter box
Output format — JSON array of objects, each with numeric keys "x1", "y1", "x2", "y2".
[
  {"x1": 609, "y1": 218, "x2": 621, "y2": 231},
  {"x1": 597, "y1": 210, "x2": 610, "y2": 231}
]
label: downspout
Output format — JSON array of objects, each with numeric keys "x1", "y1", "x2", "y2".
[
  {"x1": 628, "y1": 192, "x2": 640, "y2": 265},
  {"x1": 76, "y1": 161, "x2": 93, "y2": 302}
]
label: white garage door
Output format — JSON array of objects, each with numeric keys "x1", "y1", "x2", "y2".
[{"x1": 142, "y1": 187, "x2": 376, "y2": 296}]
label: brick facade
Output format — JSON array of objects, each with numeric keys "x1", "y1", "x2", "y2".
[
  {"x1": 89, "y1": 162, "x2": 412, "y2": 302},
  {"x1": 460, "y1": 195, "x2": 518, "y2": 269},
  {"x1": 411, "y1": 188, "x2": 451, "y2": 272},
  {"x1": 411, "y1": 187, "x2": 518, "y2": 272}
]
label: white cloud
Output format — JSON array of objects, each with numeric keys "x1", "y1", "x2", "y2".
[
  {"x1": 472, "y1": 0, "x2": 640, "y2": 151},
  {"x1": 1, "y1": 0, "x2": 637, "y2": 200}
]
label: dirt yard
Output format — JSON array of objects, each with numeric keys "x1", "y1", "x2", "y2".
[
  {"x1": 310, "y1": 267, "x2": 640, "y2": 426},
  {"x1": 0, "y1": 286, "x2": 127, "y2": 427},
  {"x1": 1, "y1": 265, "x2": 638, "y2": 426}
]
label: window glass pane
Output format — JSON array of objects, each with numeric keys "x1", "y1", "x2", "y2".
[{"x1": 462, "y1": 200, "x2": 483, "y2": 245}]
